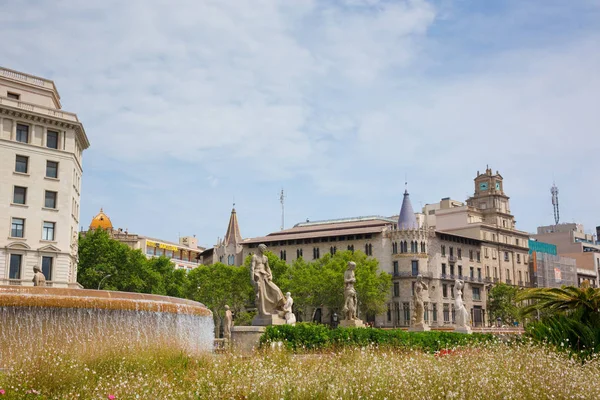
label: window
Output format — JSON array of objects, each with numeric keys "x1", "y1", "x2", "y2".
[
  {"x1": 458, "y1": 265, "x2": 462, "y2": 277},
  {"x1": 451, "y1": 285, "x2": 455, "y2": 298},
  {"x1": 393, "y1": 282, "x2": 399, "y2": 297},
  {"x1": 411, "y1": 260, "x2": 419, "y2": 276},
  {"x1": 365, "y1": 243, "x2": 372, "y2": 256},
  {"x1": 443, "y1": 303, "x2": 450, "y2": 322},
  {"x1": 506, "y1": 269, "x2": 510, "y2": 281},
  {"x1": 424, "y1": 302, "x2": 429, "y2": 322},
  {"x1": 494, "y1": 267, "x2": 498, "y2": 278},
  {"x1": 457, "y1": 248, "x2": 462, "y2": 259},
  {"x1": 42, "y1": 222, "x2": 55, "y2": 241},
  {"x1": 9, "y1": 254, "x2": 22, "y2": 279},
  {"x1": 313, "y1": 247, "x2": 320, "y2": 259},
  {"x1": 329, "y1": 246, "x2": 336, "y2": 256},
  {"x1": 469, "y1": 250, "x2": 473, "y2": 261},
  {"x1": 387, "y1": 304, "x2": 392, "y2": 322},
  {"x1": 450, "y1": 264, "x2": 455, "y2": 276},
  {"x1": 517, "y1": 254, "x2": 521, "y2": 264},
  {"x1": 15, "y1": 155, "x2": 28, "y2": 173},
  {"x1": 472, "y1": 287, "x2": 481, "y2": 301},
  {"x1": 280, "y1": 250, "x2": 287, "y2": 261},
  {"x1": 432, "y1": 303, "x2": 437, "y2": 322},
  {"x1": 421, "y1": 242, "x2": 426, "y2": 253},
  {"x1": 393, "y1": 261, "x2": 399, "y2": 275},
  {"x1": 46, "y1": 130, "x2": 59, "y2": 149},
  {"x1": 451, "y1": 305, "x2": 456, "y2": 323},
  {"x1": 296, "y1": 248, "x2": 303, "y2": 258},
  {"x1": 470, "y1": 267, "x2": 474, "y2": 278},
  {"x1": 41, "y1": 256, "x2": 53, "y2": 281},
  {"x1": 504, "y1": 252, "x2": 509, "y2": 262},
  {"x1": 441, "y1": 245, "x2": 446, "y2": 256},
  {"x1": 347, "y1": 244, "x2": 354, "y2": 253},
  {"x1": 403, "y1": 303, "x2": 410, "y2": 324},
  {"x1": 518, "y1": 270, "x2": 522, "y2": 283},
  {"x1": 442, "y1": 284, "x2": 448, "y2": 298},
  {"x1": 45, "y1": 191, "x2": 58, "y2": 209},
  {"x1": 476, "y1": 251, "x2": 481, "y2": 262},
  {"x1": 13, "y1": 186, "x2": 27, "y2": 204},
  {"x1": 449, "y1": 247, "x2": 454, "y2": 257},
  {"x1": 11, "y1": 218, "x2": 24, "y2": 238},
  {"x1": 441, "y1": 263, "x2": 447, "y2": 275},
  {"x1": 477, "y1": 268, "x2": 481, "y2": 279},
  {"x1": 46, "y1": 161, "x2": 59, "y2": 178},
  {"x1": 228, "y1": 254, "x2": 235, "y2": 265},
  {"x1": 486, "y1": 266, "x2": 490, "y2": 277},
  {"x1": 516, "y1": 239, "x2": 520, "y2": 246},
  {"x1": 146, "y1": 247, "x2": 155, "y2": 256},
  {"x1": 392, "y1": 242, "x2": 398, "y2": 254},
  {"x1": 16, "y1": 124, "x2": 29, "y2": 143},
  {"x1": 484, "y1": 248, "x2": 489, "y2": 258},
  {"x1": 7, "y1": 92, "x2": 20, "y2": 100}
]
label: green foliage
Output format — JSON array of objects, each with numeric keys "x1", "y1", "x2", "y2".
[
  {"x1": 278, "y1": 250, "x2": 391, "y2": 318},
  {"x1": 77, "y1": 229, "x2": 180, "y2": 295},
  {"x1": 487, "y1": 283, "x2": 520, "y2": 324},
  {"x1": 518, "y1": 286, "x2": 600, "y2": 358},
  {"x1": 186, "y1": 263, "x2": 254, "y2": 332},
  {"x1": 261, "y1": 323, "x2": 496, "y2": 352}
]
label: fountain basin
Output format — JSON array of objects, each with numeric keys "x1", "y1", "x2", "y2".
[{"x1": 0, "y1": 286, "x2": 214, "y2": 363}]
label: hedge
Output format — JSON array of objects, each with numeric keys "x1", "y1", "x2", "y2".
[{"x1": 260, "y1": 323, "x2": 497, "y2": 352}]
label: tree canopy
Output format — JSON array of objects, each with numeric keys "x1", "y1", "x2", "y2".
[{"x1": 487, "y1": 283, "x2": 520, "y2": 324}]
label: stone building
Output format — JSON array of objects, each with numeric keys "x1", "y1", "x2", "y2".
[
  {"x1": 85, "y1": 209, "x2": 204, "y2": 272},
  {"x1": 0, "y1": 67, "x2": 89, "y2": 287},
  {"x1": 199, "y1": 207, "x2": 245, "y2": 266}
]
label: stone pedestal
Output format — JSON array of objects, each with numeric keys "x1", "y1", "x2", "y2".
[
  {"x1": 339, "y1": 319, "x2": 365, "y2": 328},
  {"x1": 252, "y1": 313, "x2": 286, "y2": 326},
  {"x1": 409, "y1": 324, "x2": 431, "y2": 332},
  {"x1": 231, "y1": 326, "x2": 266, "y2": 353},
  {"x1": 453, "y1": 326, "x2": 472, "y2": 334}
]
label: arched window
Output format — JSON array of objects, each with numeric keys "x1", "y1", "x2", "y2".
[
  {"x1": 421, "y1": 242, "x2": 426, "y2": 253},
  {"x1": 227, "y1": 255, "x2": 234, "y2": 265},
  {"x1": 297, "y1": 248, "x2": 303, "y2": 258},
  {"x1": 348, "y1": 244, "x2": 354, "y2": 253}
]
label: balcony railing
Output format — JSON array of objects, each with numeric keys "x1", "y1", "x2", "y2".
[
  {"x1": 393, "y1": 271, "x2": 433, "y2": 278},
  {"x1": 506, "y1": 279, "x2": 512, "y2": 285},
  {"x1": 0, "y1": 96, "x2": 79, "y2": 122},
  {"x1": 448, "y1": 255, "x2": 457, "y2": 263}
]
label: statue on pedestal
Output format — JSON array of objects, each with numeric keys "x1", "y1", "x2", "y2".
[
  {"x1": 412, "y1": 274, "x2": 430, "y2": 330},
  {"x1": 250, "y1": 244, "x2": 286, "y2": 325},
  {"x1": 32, "y1": 266, "x2": 46, "y2": 287},
  {"x1": 223, "y1": 305, "x2": 233, "y2": 342},
  {"x1": 454, "y1": 279, "x2": 472, "y2": 334},
  {"x1": 340, "y1": 261, "x2": 365, "y2": 327},
  {"x1": 283, "y1": 292, "x2": 296, "y2": 325}
]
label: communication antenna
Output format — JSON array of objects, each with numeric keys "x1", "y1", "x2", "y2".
[
  {"x1": 551, "y1": 183, "x2": 559, "y2": 225},
  {"x1": 280, "y1": 189, "x2": 285, "y2": 230}
]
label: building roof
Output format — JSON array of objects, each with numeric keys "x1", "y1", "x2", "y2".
[
  {"x1": 89, "y1": 208, "x2": 113, "y2": 230},
  {"x1": 244, "y1": 217, "x2": 392, "y2": 245},
  {"x1": 138, "y1": 235, "x2": 205, "y2": 252},
  {"x1": 398, "y1": 189, "x2": 418, "y2": 230},
  {"x1": 223, "y1": 208, "x2": 242, "y2": 246}
]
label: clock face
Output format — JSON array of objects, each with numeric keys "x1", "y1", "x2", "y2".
[
  {"x1": 479, "y1": 182, "x2": 489, "y2": 191},
  {"x1": 495, "y1": 182, "x2": 500, "y2": 190}
]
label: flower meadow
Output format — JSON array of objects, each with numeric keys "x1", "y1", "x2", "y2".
[{"x1": 1, "y1": 340, "x2": 600, "y2": 399}]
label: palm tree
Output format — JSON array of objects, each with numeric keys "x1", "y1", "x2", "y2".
[
  {"x1": 517, "y1": 284, "x2": 600, "y2": 358},
  {"x1": 517, "y1": 285, "x2": 600, "y2": 323}
]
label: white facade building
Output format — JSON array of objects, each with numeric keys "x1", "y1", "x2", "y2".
[{"x1": 0, "y1": 67, "x2": 89, "y2": 287}]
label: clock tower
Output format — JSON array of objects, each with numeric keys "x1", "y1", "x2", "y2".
[{"x1": 467, "y1": 167, "x2": 513, "y2": 228}]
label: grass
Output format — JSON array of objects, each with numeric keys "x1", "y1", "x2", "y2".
[{"x1": 1, "y1": 340, "x2": 600, "y2": 399}]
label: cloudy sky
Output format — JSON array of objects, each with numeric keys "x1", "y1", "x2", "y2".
[{"x1": 2, "y1": 0, "x2": 599, "y2": 246}]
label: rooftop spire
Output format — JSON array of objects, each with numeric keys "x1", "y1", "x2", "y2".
[
  {"x1": 398, "y1": 185, "x2": 418, "y2": 230},
  {"x1": 223, "y1": 207, "x2": 242, "y2": 246}
]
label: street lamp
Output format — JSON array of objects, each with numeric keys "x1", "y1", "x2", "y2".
[{"x1": 98, "y1": 274, "x2": 112, "y2": 290}]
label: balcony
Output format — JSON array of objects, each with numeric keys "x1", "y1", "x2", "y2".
[
  {"x1": 493, "y1": 278, "x2": 500, "y2": 283},
  {"x1": 0, "y1": 96, "x2": 79, "y2": 123},
  {"x1": 448, "y1": 255, "x2": 457, "y2": 263},
  {"x1": 506, "y1": 279, "x2": 512, "y2": 285},
  {"x1": 393, "y1": 271, "x2": 433, "y2": 279},
  {"x1": 518, "y1": 280, "x2": 524, "y2": 287}
]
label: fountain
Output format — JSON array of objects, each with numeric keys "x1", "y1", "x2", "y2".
[{"x1": 0, "y1": 286, "x2": 214, "y2": 364}]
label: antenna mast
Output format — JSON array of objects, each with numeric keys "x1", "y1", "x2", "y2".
[
  {"x1": 551, "y1": 183, "x2": 559, "y2": 225},
  {"x1": 279, "y1": 189, "x2": 285, "y2": 230}
]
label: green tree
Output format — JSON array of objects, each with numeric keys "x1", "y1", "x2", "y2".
[
  {"x1": 284, "y1": 251, "x2": 391, "y2": 321},
  {"x1": 186, "y1": 263, "x2": 254, "y2": 336},
  {"x1": 487, "y1": 283, "x2": 520, "y2": 325},
  {"x1": 517, "y1": 285, "x2": 600, "y2": 357}
]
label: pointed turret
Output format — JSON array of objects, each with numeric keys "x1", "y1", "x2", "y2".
[
  {"x1": 223, "y1": 207, "x2": 242, "y2": 246},
  {"x1": 398, "y1": 188, "x2": 418, "y2": 230}
]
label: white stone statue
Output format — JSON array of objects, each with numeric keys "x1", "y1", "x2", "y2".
[
  {"x1": 342, "y1": 261, "x2": 358, "y2": 320},
  {"x1": 413, "y1": 275, "x2": 429, "y2": 329},
  {"x1": 250, "y1": 244, "x2": 285, "y2": 324},
  {"x1": 223, "y1": 305, "x2": 233, "y2": 341},
  {"x1": 454, "y1": 279, "x2": 472, "y2": 333},
  {"x1": 32, "y1": 265, "x2": 46, "y2": 287},
  {"x1": 340, "y1": 261, "x2": 365, "y2": 327},
  {"x1": 283, "y1": 292, "x2": 296, "y2": 325}
]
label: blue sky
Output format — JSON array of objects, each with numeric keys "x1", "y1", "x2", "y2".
[{"x1": 2, "y1": 0, "x2": 599, "y2": 246}]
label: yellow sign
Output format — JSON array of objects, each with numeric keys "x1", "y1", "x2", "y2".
[{"x1": 146, "y1": 240, "x2": 178, "y2": 252}]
